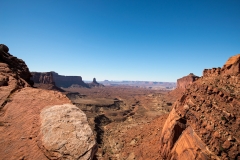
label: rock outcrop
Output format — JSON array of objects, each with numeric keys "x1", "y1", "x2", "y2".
[
  {"x1": 0, "y1": 44, "x2": 33, "y2": 107},
  {"x1": 159, "y1": 54, "x2": 240, "y2": 160},
  {"x1": 168, "y1": 73, "x2": 199, "y2": 101},
  {"x1": 0, "y1": 44, "x2": 33, "y2": 86},
  {"x1": 177, "y1": 73, "x2": 199, "y2": 90},
  {"x1": 88, "y1": 78, "x2": 104, "y2": 88},
  {"x1": 0, "y1": 45, "x2": 97, "y2": 160},
  {"x1": 203, "y1": 54, "x2": 240, "y2": 77}
]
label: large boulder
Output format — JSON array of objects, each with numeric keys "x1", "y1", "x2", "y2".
[{"x1": 40, "y1": 104, "x2": 97, "y2": 160}]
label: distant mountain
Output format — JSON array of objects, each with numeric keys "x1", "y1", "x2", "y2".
[{"x1": 99, "y1": 80, "x2": 176, "y2": 89}]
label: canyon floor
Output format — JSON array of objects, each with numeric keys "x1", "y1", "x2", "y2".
[{"x1": 63, "y1": 86, "x2": 179, "y2": 160}]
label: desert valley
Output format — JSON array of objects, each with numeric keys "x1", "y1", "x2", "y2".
[{"x1": 0, "y1": 44, "x2": 239, "y2": 160}]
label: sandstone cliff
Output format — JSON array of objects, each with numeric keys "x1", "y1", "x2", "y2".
[
  {"x1": 0, "y1": 44, "x2": 97, "y2": 160},
  {"x1": 159, "y1": 54, "x2": 240, "y2": 160}
]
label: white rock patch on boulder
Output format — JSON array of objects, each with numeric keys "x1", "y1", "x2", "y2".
[{"x1": 40, "y1": 104, "x2": 97, "y2": 160}]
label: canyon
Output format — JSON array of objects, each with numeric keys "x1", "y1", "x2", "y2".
[{"x1": 0, "y1": 44, "x2": 239, "y2": 160}]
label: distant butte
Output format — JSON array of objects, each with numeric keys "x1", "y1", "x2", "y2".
[
  {"x1": 31, "y1": 71, "x2": 89, "y2": 88},
  {"x1": 177, "y1": 73, "x2": 199, "y2": 90},
  {"x1": 88, "y1": 78, "x2": 104, "y2": 88}
]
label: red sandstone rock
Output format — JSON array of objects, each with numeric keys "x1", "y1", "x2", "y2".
[
  {"x1": 0, "y1": 44, "x2": 33, "y2": 106},
  {"x1": 159, "y1": 54, "x2": 240, "y2": 160},
  {"x1": 203, "y1": 54, "x2": 240, "y2": 77},
  {"x1": 177, "y1": 73, "x2": 199, "y2": 90},
  {"x1": 0, "y1": 44, "x2": 33, "y2": 86},
  {"x1": 0, "y1": 88, "x2": 71, "y2": 160}
]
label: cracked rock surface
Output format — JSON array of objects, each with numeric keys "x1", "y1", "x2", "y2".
[{"x1": 40, "y1": 104, "x2": 97, "y2": 160}]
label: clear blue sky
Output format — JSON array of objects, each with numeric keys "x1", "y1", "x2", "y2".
[{"x1": 1, "y1": 0, "x2": 239, "y2": 82}]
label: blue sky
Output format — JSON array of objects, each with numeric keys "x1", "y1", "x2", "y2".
[{"x1": 1, "y1": 0, "x2": 239, "y2": 82}]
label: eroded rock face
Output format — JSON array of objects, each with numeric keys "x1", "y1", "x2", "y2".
[
  {"x1": 160, "y1": 54, "x2": 240, "y2": 160},
  {"x1": 40, "y1": 104, "x2": 97, "y2": 160},
  {"x1": 0, "y1": 44, "x2": 33, "y2": 106}
]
